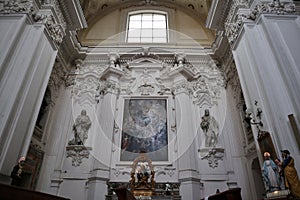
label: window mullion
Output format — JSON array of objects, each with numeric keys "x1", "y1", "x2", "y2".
[{"x1": 140, "y1": 14, "x2": 142, "y2": 42}]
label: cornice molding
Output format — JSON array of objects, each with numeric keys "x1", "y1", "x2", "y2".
[
  {"x1": 59, "y1": 0, "x2": 87, "y2": 30},
  {"x1": 206, "y1": 0, "x2": 232, "y2": 30}
]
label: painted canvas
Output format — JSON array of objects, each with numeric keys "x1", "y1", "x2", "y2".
[{"x1": 120, "y1": 99, "x2": 168, "y2": 161}]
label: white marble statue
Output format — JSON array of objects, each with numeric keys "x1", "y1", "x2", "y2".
[
  {"x1": 200, "y1": 109, "x2": 219, "y2": 147},
  {"x1": 69, "y1": 109, "x2": 92, "y2": 145}
]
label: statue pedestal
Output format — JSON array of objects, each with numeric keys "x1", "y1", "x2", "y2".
[
  {"x1": 264, "y1": 190, "x2": 291, "y2": 200},
  {"x1": 133, "y1": 189, "x2": 153, "y2": 197},
  {"x1": 66, "y1": 145, "x2": 92, "y2": 167},
  {"x1": 198, "y1": 148, "x2": 224, "y2": 156}
]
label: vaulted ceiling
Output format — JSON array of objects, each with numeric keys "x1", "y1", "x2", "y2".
[{"x1": 79, "y1": 0, "x2": 212, "y2": 24}]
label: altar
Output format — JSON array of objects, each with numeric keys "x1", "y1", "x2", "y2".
[
  {"x1": 128, "y1": 152, "x2": 155, "y2": 197},
  {"x1": 108, "y1": 152, "x2": 181, "y2": 200}
]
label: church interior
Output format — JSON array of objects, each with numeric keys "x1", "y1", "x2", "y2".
[{"x1": 0, "y1": 0, "x2": 300, "y2": 199}]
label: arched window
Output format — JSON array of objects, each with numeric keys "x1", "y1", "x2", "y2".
[{"x1": 127, "y1": 11, "x2": 168, "y2": 43}]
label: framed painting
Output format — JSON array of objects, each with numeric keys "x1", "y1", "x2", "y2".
[{"x1": 120, "y1": 98, "x2": 168, "y2": 161}]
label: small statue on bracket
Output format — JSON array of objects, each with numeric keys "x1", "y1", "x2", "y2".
[
  {"x1": 200, "y1": 109, "x2": 219, "y2": 147},
  {"x1": 68, "y1": 109, "x2": 92, "y2": 145}
]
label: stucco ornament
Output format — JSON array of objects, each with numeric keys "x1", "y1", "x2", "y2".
[
  {"x1": 44, "y1": 15, "x2": 65, "y2": 44},
  {"x1": 70, "y1": 59, "x2": 105, "y2": 104},
  {"x1": 0, "y1": 0, "x2": 33, "y2": 13},
  {"x1": 137, "y1": 69, "x2": 155, "y2": 95},
  {"x1": 66, "y1": 145, "x2": 92, "y2": 167},
  {"x1": 225, "y1": 0, "x2": 296, "y2": 47},
  {"x1": 201, "y1": 148, "x2": 224, "y2": 168},
  {"x1": 8, "y1": 0, "x2": 67, "y2": 46},
  {"x1": 248, "y1": 0, "x2": 296, "y2": 21}
]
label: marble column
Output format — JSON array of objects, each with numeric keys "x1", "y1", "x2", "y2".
[{"x1": 232, "y1": 14, "x2": 300, "y2": 162}]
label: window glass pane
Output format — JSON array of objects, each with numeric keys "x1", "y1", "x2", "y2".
[
  {"x1": 127, "y1": 37, "x2": 141, "y2": 43},
  {"x1": 153, "y1": 21, "x2": 166, "y2": 28},
  {"x1": 153, "y1": 14, "x2": 165, "y2": 20},
  {"x1": 129, "y1": 21, "x2": 141, "y2": 28},
  {"x1": 128, "y1": 29, "x2": 141, "y2": 37},
  {"x1": 141, "y1": 37, "x2": 152, "y2": 43},
  {"x1": 153, "y1": 29, "x2": 166, "y2": 37},
  {"x1": 130, "y1": 15, "x2": 141, "y2": 21},
  {"x1": 153, "y1": 37, "x2": 167, "y2": 43},
  {"x1": 142, "y1": 21, "x2": 152, "y2": 28},
  {"x1": 141, "y1": 29, "x2": 152, "y2": 37},
  {"x1": 142, "y1": 13, "x2": 152, "y2": 21}
]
